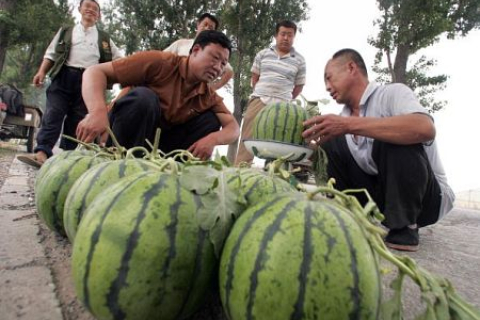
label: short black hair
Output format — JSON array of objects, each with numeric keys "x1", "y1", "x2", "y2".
[
  {"x1": 275, "y1": 20, "x2": 297, "y2": 35},
  {"x1": 332, "y1": 48, "x2": 368, "y2": 77},
  {"x1": 191, "y1": 30, "x2": 232, "y2": 55},
  {"x1": 198, "y1": 13, "x2": 219, "y2": 30},
  {"x1": 79, "y1": 0, "x2": 100, "y2": 11}
]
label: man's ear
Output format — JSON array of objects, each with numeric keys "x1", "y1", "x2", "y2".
[{"x1": 190, "y1": 44, "x2": 201, "y2": 56}]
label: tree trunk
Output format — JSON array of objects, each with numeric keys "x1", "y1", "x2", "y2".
[
  {"x1": 0, "y1": 0, "x2": 14, "y2": 78},
  {"x1": 226, "y1": 1, "x2": 245, "y2": 164},
  {"x1": 393, "y1": 43, "x2": 410, "y2": 84}
]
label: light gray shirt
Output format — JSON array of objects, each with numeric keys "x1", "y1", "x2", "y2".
[
  {"x1": 340, "y1": 81, "x2": 454, "y2": 219},
  {"x1": 251, "y1": 46, "x2": 306, "y2": 103}
]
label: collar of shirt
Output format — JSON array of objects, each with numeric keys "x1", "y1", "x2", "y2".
[
  {"x1": 178, "y1": 56, "x2": 208, "y2": 99},
  {"x1": 269, "y1": 45, "x2": 297, "y2": 58}
]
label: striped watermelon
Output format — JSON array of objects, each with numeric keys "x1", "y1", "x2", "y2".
[
  {"x1": 225, "y1": 167, "x2": 298, "y2": 208},
  {"x1": 219, "y1": 192, "x2": 381, "y2": 320},
  {"x1": 72, "y1": 172, "x2": 217, "y2": 320},
  {"x1": 35, "y1": 149, "x2": 95, "y2": 190},
  {"x1": 35, "y1": 155, "x2": 110, "y2": 234},
  {"x1": 63, "y1": 159, "x2": 161, "y2": 242},
  {"x1": 253, "y1": 101, "x2": 307, "y2": 145}
]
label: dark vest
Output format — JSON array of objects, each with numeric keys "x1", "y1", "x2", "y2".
[{"x1": 48, "y1": 25, "x2": 113, "y2": 80}]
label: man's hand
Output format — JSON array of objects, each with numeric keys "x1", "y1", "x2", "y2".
[
  {"x1": 32, "y1": 72, "x2": 46, "y2": 88},
  {"x1": 76, "y1": 112, "x2": 110, "y2": 144},
  {"x1": 187, "y1": 135, "x2": 217, "y2": 160},
  {"x1": 303, "y1": 114, "x2": 348, "y2": 144}
]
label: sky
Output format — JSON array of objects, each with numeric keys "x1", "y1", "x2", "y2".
[{"x1": 219, "y1": 0, "x2": 478, "y2": 193}]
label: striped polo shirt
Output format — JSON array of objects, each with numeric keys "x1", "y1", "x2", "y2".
[{"x1": 250, "y1": 46, "x2": 306, "y2": 102}]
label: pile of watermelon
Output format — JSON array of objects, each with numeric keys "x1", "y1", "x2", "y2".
[
  {"x1": 33, "y1": 141, "x2": 384, "y2": 320},
  {"x1": 32, "y1": 118, "x2": 480, "y2": 320}
]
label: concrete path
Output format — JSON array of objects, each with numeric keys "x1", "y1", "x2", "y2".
[{"x1": 0, "y1": 157, "x2": 63, "y2": 320}]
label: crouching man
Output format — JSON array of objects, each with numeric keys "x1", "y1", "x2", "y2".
[
  {"x1": 303, "y1": 49, "x2": 455, "y2": 252},
  {"x1": 76, "y1": 30, "x2": 239, "y2": 160}
]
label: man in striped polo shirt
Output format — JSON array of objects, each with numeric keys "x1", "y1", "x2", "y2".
[{"x1": 234, "y1": 20, "x2": 306, "y2": 165}]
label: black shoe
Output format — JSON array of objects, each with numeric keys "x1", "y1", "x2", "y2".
[{"x1": 385, "y1": 227, "x2": 419, "y2": 252}]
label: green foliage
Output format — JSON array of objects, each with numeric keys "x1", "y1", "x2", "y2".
[
  {"x1": 0, "y1": 0, "x2": 71, "y2": 97},
  {"x1": 102, "y1": 0, "x2": 224, "y2": 53},
  {"x1": 369, "y1": 0, "x2": 480, "y2": 112}
]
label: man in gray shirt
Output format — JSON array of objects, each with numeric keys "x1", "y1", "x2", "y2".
[
  {"x1": 235, "y1": 20, "x2": 306, "y2": 165},
  {"x1": 303, "y1": 48, "x2": 454, "y2": 252}
]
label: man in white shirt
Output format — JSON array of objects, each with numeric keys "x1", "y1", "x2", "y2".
[
  {"x1": 17, "y1": 0, "x2": 121, "y2": 168},
  {"x1": 303, "y1": 48, "x2": 455, "y2": 252},
  {"x1": 164, "y1": 13, "x2": 234, "y2": 91}
]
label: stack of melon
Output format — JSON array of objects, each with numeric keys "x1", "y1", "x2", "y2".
[{"x1": 32, "y1": 143, "x2": 381, "y2": 320}]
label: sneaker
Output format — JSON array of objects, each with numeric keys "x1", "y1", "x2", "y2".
[{"x1": 385, "y1": 227, "x2": 419, "y2": 252}]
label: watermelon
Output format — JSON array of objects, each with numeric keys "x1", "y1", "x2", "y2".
[
  {"x1": 35, "y1": 149, "x2": 95, "y2": 190},
  {"x1": 252, "y1": 101, "x2": 307, "y2": 145},
  {"x1": 225, "y1": 167, "x2": 298, "y2": 208},
  {"x1": 63, "y1": 159, "x2": 161, "y2": 242},
  {"x1": 72, "y1": 172, "x2": 217, "y2": 320},
  {"x1": 35, "y1": 155, "x2": 109, "y2": 234},
  {"x1": 219, "y1": 192, "x2": 381, "y2": 320}
]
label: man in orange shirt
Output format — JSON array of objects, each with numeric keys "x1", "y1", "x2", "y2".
[{"x1": 76, "y1": 30, "x2": 239, "y2": 160}]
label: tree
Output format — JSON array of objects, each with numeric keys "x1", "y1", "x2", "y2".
[
  {"x1": 369, "y1": 0, "x2": 480, "y2": 112},
  {"x1": 102, "y1": 0, "x2": 224, "y2": 54},
  {"x1": 219, "y1": 0, "x2": 309, "y2": 161},
  {"x1": 0, "y1": 0, "x2": 70, "y2": 79}
]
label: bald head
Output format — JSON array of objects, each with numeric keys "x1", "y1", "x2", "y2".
[{"x1": 331, "y1": 49, "x2": 368, "y2": 78}]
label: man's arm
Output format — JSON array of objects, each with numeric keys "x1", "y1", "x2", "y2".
[
  {"x1": 76, "y1": 62, "x2": 118, "y2": 143},
  {"x1": 292, "y1": 84, "x2": 304, "y2": 99},
  {"x1": 210, "y1": 64, "x2": 234, "y2": 91},
  {"x1": 187, "y1": 112, "x2": 240, "y2": 160},
  {"x1": 303, "y1": 113, "x2": 435, "y2": 145},
  {"x1": 32, "y1": 59, "x2": 54, "y2": 87}
]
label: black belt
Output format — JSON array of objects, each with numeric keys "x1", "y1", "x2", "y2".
[{"x1": 65, "y1": 65, "x2": 86, "y2": 72}]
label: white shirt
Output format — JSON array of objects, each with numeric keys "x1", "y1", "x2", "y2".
[
  {"x1": 44, "y1": 23, "x2": 122, "y2": 68},
  {"x1": 341, "y1": 81, "x2": 455, "y2": 219}
]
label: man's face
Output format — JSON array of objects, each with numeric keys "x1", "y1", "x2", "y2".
[
  {"x1": 324, "y1": 58, "x2": 352, "y2": 104},
  {"x1": 79, "y1": 0, "x2": 100, "y2": 23},
  {"x1": 274, "y1": 26, "x2": 295, "y2": 52},
  {"x1": 190, "y1": 43, "x2": 230, "y2": 82},
  {"x1": 196, "y1": 18, "x2": 217, "y2": 34}
]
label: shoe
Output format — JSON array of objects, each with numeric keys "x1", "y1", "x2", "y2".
[
  {"x1": 17, "y1": 153, "x2": 45, "y2": 168},
  {"x1": 385, "y1": 227, "x2": 419, "y2": 252}
]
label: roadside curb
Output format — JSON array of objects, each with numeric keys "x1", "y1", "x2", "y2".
[{"x1": 0, "y1": 158, "x2": 63, "y2": 320}]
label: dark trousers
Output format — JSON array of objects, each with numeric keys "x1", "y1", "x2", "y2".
[
  {"x1": 35, "y1": 66, "x2": 87, "y2": 157},
  {"x1": 322, "y1": 136, "x2": 441, "y2": 229},
  {"x1": 108, "y1": 87, "x2": 221, "y2": 153}
]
